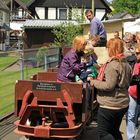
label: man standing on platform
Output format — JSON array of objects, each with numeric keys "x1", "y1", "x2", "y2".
[{"x1": 85, "y1": 9, "x2": 107, "y2": 47}]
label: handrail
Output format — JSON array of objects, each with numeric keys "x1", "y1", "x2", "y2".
[{"x1": 0, "y1": 47, "x2": 61, "y2": 118}]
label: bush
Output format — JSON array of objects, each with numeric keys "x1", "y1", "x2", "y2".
[
  {"x1": 36, "y1": 46, "x2": 48, "y2": 67},
  {"x1": 52, "y1": 22, "x2": 83, "y2": 47}
]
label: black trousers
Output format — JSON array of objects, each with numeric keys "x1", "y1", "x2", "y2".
[
  {"x1": 97, "y1": 107, "x2": 128, "y2": 140},
  {"x1": 97, "y1": 38, "x2": 107, "y2": 47}
]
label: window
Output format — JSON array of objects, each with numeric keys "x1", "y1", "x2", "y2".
[
  {"x1": 58, "y1": 8, "x2": 67, "y2": 20},
  {"x1": 35, "y1": 7, "x2": 45, "y2": 19},
  {"x1": 48, "y1": 8, "x2": 56, "y2": 19},
  {"x1": 95, "y1": 9, "x2": 106, "y2": 20}
]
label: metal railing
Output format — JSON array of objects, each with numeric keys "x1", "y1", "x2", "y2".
[{"x1": 0, "y1": 47, "x2": 61, "y2": 118}]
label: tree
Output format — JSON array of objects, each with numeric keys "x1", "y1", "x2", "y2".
[
  {"x1": 111, "y1": 0, "x2": 140, "y2": 15},
  {"x1": 21, "y1": 0, "x2": 29, "y2": 4},
  {"x1": 52, "y1": 7, "x2": 85, "y2": 47},
  {"x1": 52, "y1": 22, "x2": 83, "y2": 47},
  {"x1": 36, "y1": 46, "x2": 48, "y2": 67}
]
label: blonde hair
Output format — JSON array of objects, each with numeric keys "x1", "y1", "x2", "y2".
[
  {"x1": 72, "y1": 35, "x2": 87, "y2": 52},
  {"x1": 135, "y1": 43, "x2": 140, "y2": 52},
  {"x1": 107, "y1": 38, "x2": 124, "y2": 57}
]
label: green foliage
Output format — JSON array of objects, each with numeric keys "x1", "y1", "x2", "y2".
[
  {"x1": 20, "y1": 0, "x2": 29, "y2": 4},
  {"x1": 111, "y1": 0, "x2": 140, "y2": 15},
  {"x1": 52, "y1": 22, "x2": 83, "y2": 47},
  {"x1": 52, "y1": 6, "x2": 85, "y2": 47},
  {"x1": 68, "y1": 6, "x2": 86, "y2": 23},
  {"x1": 36, "y1": 46, "x2": 48, "y2": 66}
]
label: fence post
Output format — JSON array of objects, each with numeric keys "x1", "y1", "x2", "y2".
[
  {"x1": 44, "y1": 54, "x2": 48, "y2": 71},
  {"x1": 20, "y1": 52, "x2": 24, "y2": 80}
]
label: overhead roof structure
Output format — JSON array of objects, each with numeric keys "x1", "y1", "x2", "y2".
[
  {"x1": 27, "y1": 0, "x2": 112, "y2": 13},
  {"x1": 109, "y1": 12, "x2": 134, "y2": 20},
  {"x1": 0, "y1": 0, "x2": 9, "y2": 12},
  {"x1": 23, "y1": 19, "x2": 78, "y2": 29}
]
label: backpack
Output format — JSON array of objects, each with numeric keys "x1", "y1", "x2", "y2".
[{"x1": 126, "y1": 54, "x2": 137, "y2": 70}]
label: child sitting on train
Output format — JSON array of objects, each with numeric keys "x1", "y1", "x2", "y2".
[
  {"x1": 87, "y1": 34, "x2": 100, "y2": 63},
  {"x1": 75, "y1": 44, "x2": 98, "y2": 84}
]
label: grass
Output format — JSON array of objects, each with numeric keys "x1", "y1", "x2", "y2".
[
  {"x1": 0, "y1": 56, "x2": 42, "y2": 117},
  {"x1": 0, "y1": 56, "x2": 18, "y2": 70}
]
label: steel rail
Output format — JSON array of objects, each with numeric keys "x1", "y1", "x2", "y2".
[{"x1": 0, "y1": 112, "x2": 14, "y2": 122}]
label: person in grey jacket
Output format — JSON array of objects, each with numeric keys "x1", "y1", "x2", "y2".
[{"x1": 90, "y1": 38, "x2": 132, "y2": 140}]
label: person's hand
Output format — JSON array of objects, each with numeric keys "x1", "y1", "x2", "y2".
[
  {"x1": 88, "y1": 78, "x2": 94, "y2": 86},
  {"x1": 87, "y1": 77, "x2": 93, "y2": 81},
  {"x1": 77, "y1": 80, "x2": 83, "y2": 84},
  {"x1": 93, "y1": 63, "x2": 100, "y2": 70}
]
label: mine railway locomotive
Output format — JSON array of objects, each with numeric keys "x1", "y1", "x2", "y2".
[{"x1": 14, "y1": 71, "x2": 95, "y2": 139}]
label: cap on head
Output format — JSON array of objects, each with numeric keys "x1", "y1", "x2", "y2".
[{"x1": 83, "y1": 44, "x2": 94, "y2": 56}]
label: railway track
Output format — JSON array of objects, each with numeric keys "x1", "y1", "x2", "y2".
[
  {"x1": 0, "y1": 112, "x2": 98, "y2": 140},
  {"x1": 0, "y1": 112, "x2": 18, "y2": 139},
  {"x1": 0, "y1": 112, "x2": 129, "y2": 140}
]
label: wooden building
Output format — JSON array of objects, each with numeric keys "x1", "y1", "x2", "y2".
[
  {"x1": 0, "y1": 0, "x2": 10, "y2": 51},
  {"x1": 23, "y1": 0, "x2": 112, "y2": 48},
  {"x1": 27, "y1": 0, "x2": 111, "y2": 21}
]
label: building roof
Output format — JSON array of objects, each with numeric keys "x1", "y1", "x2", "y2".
[
  {"x1": 23, "y1": 19, "x2": 79, "y2": 29},
  {"x1": 103, "y1": 17, "x2": 136, "y2": 23},
  {"x1": 81, "y1": 17, "x2": 136, "y2": 26},
  {"x1": 0, "y1": 0, "x2": 9, "y2": 12},
  {"x1": 5, "y1": 0, "x2": 30, "y2": 12},
  {"x1": 109, "y1": 12, "x2": 134, "y2": 20},
  {"x1": 27, "y1": 0, "x2": 111, "y2": 13}
]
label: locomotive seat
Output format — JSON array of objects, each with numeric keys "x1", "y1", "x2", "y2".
[{"x1": 37, "y1": 72, "x2": 58, "y2": 81}]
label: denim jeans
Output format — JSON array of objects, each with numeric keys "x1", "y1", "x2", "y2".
[{"x1": 126, "y1": 95, "x2": 138, "y2": 140}]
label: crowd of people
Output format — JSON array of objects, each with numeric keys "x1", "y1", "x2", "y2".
[{"x1": 56, "y1": 9, "x2": 140, "y2": 140}]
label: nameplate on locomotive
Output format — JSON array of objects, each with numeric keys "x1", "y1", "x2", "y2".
[{"x1": 32, "y1": 82, "x2": 61, "y2": 91}]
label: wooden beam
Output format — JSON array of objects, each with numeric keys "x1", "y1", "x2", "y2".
[{"x1": 92, "y1": 0, "x2": 94, "y2": 15}]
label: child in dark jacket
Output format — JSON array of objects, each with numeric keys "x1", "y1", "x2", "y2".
[{"x1": 75, "y1": 44, "x2": 98, "y2": 84}]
